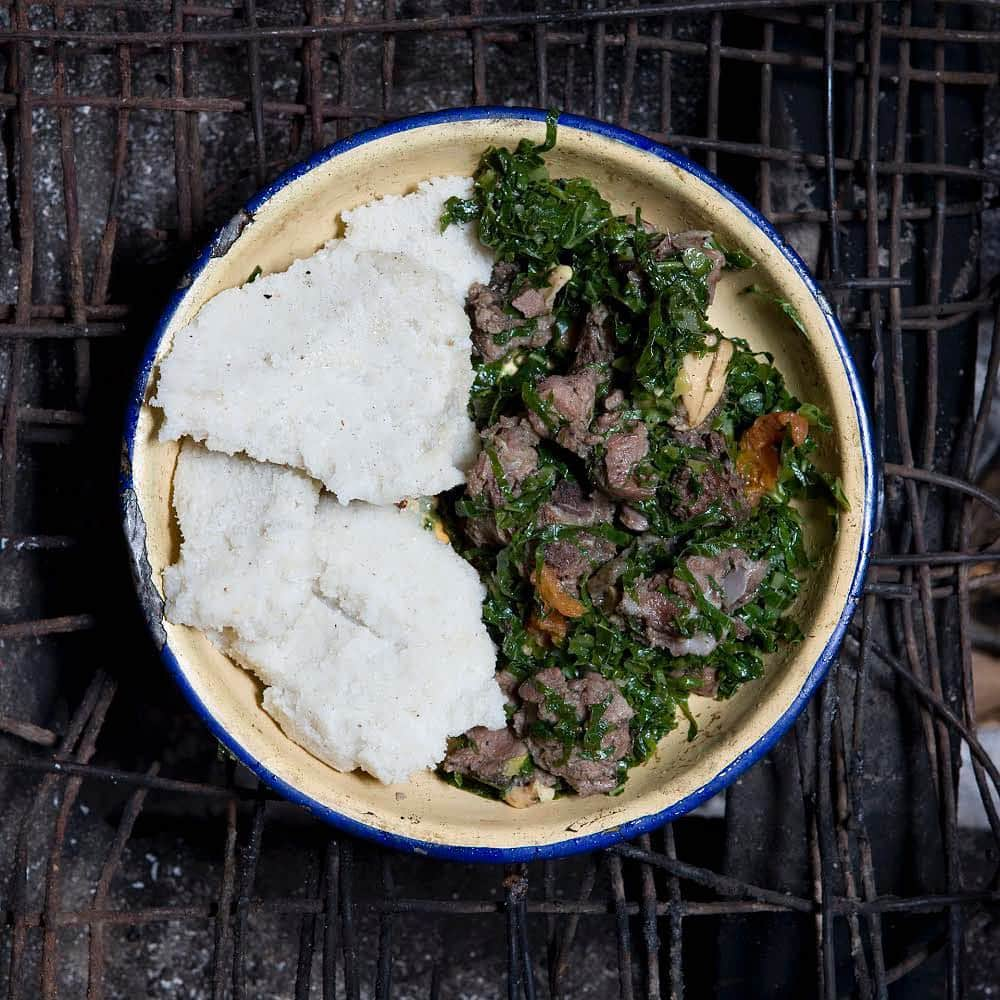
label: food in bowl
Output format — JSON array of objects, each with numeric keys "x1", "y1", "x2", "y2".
[
  {"x1": 164, "y1": 443, "x2": 505, "y2": 783},
  {"x1": 154, "y1": 176, "x2": 491, "y2": 504},
  {"x1": 152, "y1": 115, "x2": 846, "y2": 809}
]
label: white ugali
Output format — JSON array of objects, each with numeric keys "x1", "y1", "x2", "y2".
[
  {"x1": 153, "y1": 176, "x2": 492, "y2": 505},
  {"x1": 340, "y1": 176, "x2": 493, "y2": 302},
  {"x1": 164, "y1": 443, "x2": 505, "y2": 785}
]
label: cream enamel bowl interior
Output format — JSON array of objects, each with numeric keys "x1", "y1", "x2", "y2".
[{"x1": 124, "y1": 109, "x2": 874, "y2": 860}]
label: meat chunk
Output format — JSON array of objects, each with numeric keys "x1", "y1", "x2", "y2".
[
  {"x1": 651, "y1": 230, "x2": 725, "y2": 302},
  {"x1": 680, "y1": 548, "x2": 770, "y2": 613},
  {"x1": 703, "y1": 253, "x2": 726, "y2": 303},
  {"x1": 495, "y1": 669, "x2": 521, "y2": 702},
  {"x1": 621, "y1": 572, "x2": 686, "y2": 651},
  {"x1": 537, "y1": 480, "x2": 614, "y2": 528},
  {"x1": 468, "y1": 263, "x2": 554, "y2": 361},
  {"x1": 443, "y1": 724, "x2": 559, "y2": 807},
  {"x1": 599, "y1": 421, "x2": 655, "y2": 500},
  {"x1": 618, "y1": 505, "x2": 649, "y2": 532},
  {"x1": 670, "y1": 425, "x2": 728, "y2": 454},
  {"x1": 689, "y1": 664, "x2": 721, "y2": 699},
  {"x1": 669, "y1": 429, "x2": 748, "y2": 522},
  {"x1": 442, "y1": 726, "x2": 530, "y2": 790},
  {"x1": 466, "y1": 416, "x2": 540, "y2": 508},
  {"x1": 592, "y1": 410, "x2": 618, "y2": 435},
  {"x1": 586, "y1": 551, "x2": 630, "y2": 613},
  {"x1": 464, "y1": 417, "x2": 540, "y2": 546},
  {"x1": 527, "y1": 370, "x2": 601, "y2": 456},
  {"x1": 573, "y1": 304, "x2": 617, "y2": 370},
  {"x1": 467, "y1": 263, "x2": 519, "y2": 337},
  {"x1": 540, "y1": 534, "x2": 618, "y2": 598},
  {"x1": 464, "y1": 516, "x2": 507, "y2": 548},
  {"x1": 534, "y1": 371, "x2": 599, "y2": 430},
  {"x1": 519, "y1": 668, "x2": 634, "y2": 796},
  {"x1": 603, "y1": 388, "x2": 625, "y2": 411},
  {"x1": 621, "y1": 548, "x2": 769, "y2": 657},
  {"x1": 671, "y1": 465, "x2": 749, "y2": 522},
  {"x1": 652, "y1": 229, "x2": 712, "y2": 258},
  {"x1": 511, "y1": 285, "x2": 549, "y2": 319}
]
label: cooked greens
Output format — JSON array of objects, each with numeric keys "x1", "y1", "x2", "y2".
[
  {"x1": 741, "y1": 283, "x2": 808, "y2": 336},
  {"x1": 439, "y1": 115, "x2": 845, "y2": 803}
]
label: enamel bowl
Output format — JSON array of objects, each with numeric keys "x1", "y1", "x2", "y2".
[{"x1": 123, "y1": 108, "x2": 875, "y2": 861}]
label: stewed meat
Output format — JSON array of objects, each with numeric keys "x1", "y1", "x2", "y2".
[
  {"x1": 540, "y1": 534, "x2": 619, "y2": 598},
  {"x1": 495, "y1": 669, "x2": 521, "y2": 702},
  {"x1": 443, "y1": 724, "x2": 560, "y2": 807},
  {"x1": 652, "y1": 230, "x2": 726, "y2": 303},
  {"x1": 621, "y1": 572, "x2": 686, "y2": 651},
  {"x1": 586, "y1": 551, "x2": 630, "y2": 613},
  {"x1": 603, "y1": 388, "x2": 625, "y2": 411},
  {"x1": 466, "y1": 416, "x2": 540, "y2": 508},
  {"x1": 669, "y1": 429, "x2": 748, "y2": 522},
  {"x1": 468, "y1": 263, "x2": 555, "y2": 361},
  {"x1": 689, "y1": 665, "x2": 721, "y2": 699},
  {"x1": 599, "y1": 421, "x2": 655, "y2": 500},
  {"x1": 573, "y1": 304, "x2": 617, "y2": 370},
  {"x1": 511, "y1": 285, "x2": 549, "y2": 318},
  {"x1": 652, "y1": 229, "x2": 712, "y2": 258},
  {"x1": 518, "y1": 668, "x2": 634, "y2": 796},
  {"x1": 623, "y1": 575, "x2": 719, "y2": 658},
  {"x1": 619, "y1": 505, "x2": 650, "y2": 532},
  {"x1": 670, "y1": 425, "x2": 725, "y2": 454},
  {"x1": 679, "y1": 548, "x2": 770, "y2": 612},
  {"x1": 464, "y1": 516, "x2": 506, "y2": 549},
  {"x1": 442, "y1": 726, "x2": 530, "y2": 790},
  {"x1": 527, "y1": 370, "x2": 602, "y2": 456},
  {"x1": 467, "y1": 263, "x2": 518, "y2": 337},
  {"x1": 537, "y1": 480, "x2": 615, "y2": 528},
  {"x1": 622, "y1": 547, "x2": 769, "y2": 657},
  {"x1": 464, "y1": 416, "x2": 540, "y2": 546},
  {"x1": 671, "y1": 465, "x2": 749, "y2": 521}
]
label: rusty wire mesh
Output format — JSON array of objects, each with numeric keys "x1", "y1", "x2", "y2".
[{"x1": 1, "y1": 1, "x2": 1000, "y2": 997}]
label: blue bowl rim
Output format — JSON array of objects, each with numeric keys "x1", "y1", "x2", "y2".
[{"x1": 121, "y1": 105, "x2": 877, "y2": 863}]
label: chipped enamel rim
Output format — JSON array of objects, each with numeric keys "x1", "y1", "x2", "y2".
[{"x1": 122, "y1": 107, "x2": 877, "y2": 861}]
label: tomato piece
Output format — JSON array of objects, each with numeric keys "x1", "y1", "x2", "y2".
[
  {"x1": 528, "y1": 606, "x2": 569, "y2": 644},
  {"x1": 535, "y1": 563, "x2": 586, "y2": 618},
  {"x1": 737, "y1": 411, "x2": 810, "y2": 502}
]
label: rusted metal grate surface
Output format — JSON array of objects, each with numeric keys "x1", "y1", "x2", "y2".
[{"x1": 1, "y1": 1, "x2": 999, "y2": 997}]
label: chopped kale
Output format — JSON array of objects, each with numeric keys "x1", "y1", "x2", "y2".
[
  {"x1": 708, "y1": 236, "x2": 756, "y2": 271},
  {"x1": 741, "y1": 283, "x2": 808, "y2": 336},
  {"x1": 438, "y1": 116, "x2": 844, "y2": 797},
  {"x1": 718, "y1": 340, "x2": 799, "y2": 439}
]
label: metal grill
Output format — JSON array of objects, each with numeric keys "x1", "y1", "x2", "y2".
[{"x1": 2, "y1": 1, "x2": 999, "y2": 997}]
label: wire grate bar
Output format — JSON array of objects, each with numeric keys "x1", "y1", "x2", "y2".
[{"x1": 1, "y1": 2, "x2": 998, "y2": 996}]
